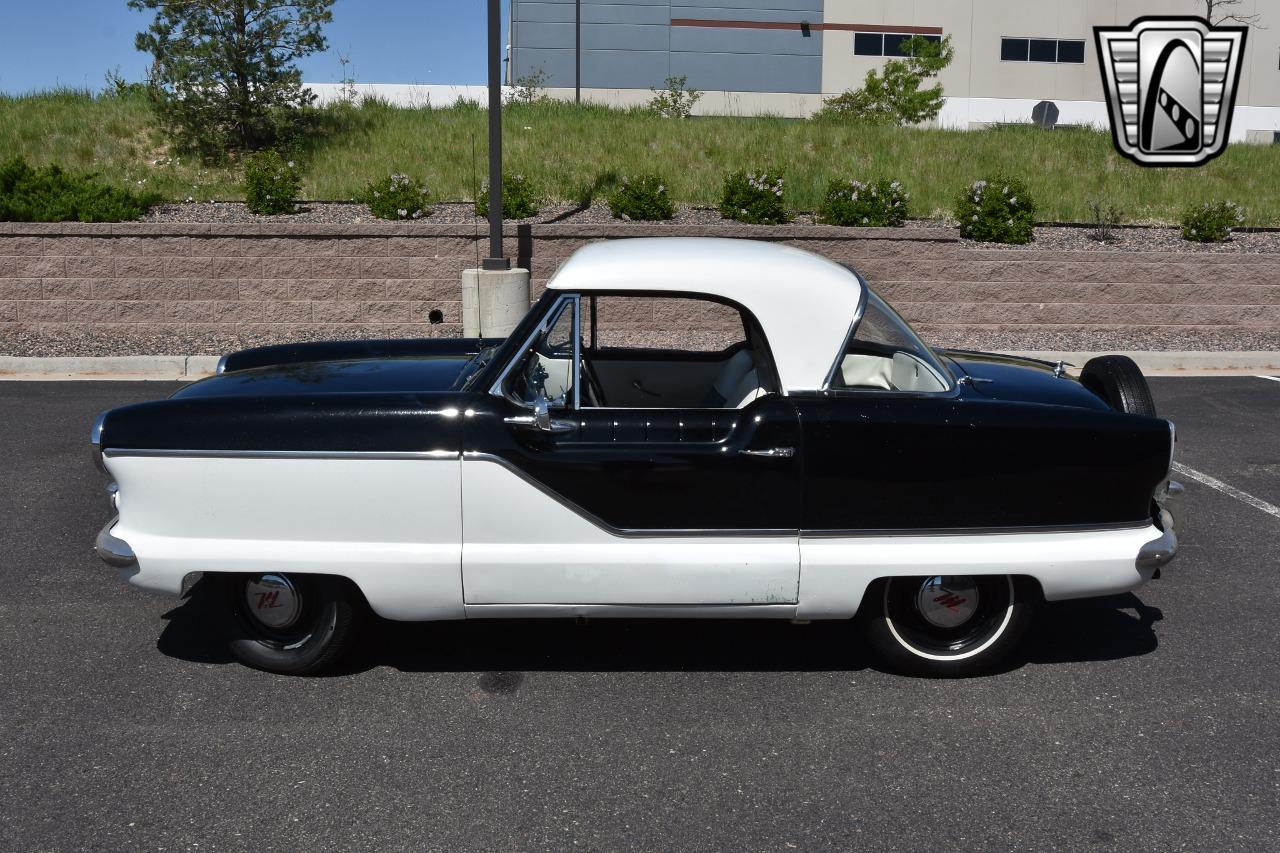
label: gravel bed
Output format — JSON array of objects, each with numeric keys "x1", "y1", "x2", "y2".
[
  {"x1": 137, "y1": 200, "x2": 1280, "y2": 251},
  {"x1": 2, "y1": 326, "x2": 1276, "y2": 360}
]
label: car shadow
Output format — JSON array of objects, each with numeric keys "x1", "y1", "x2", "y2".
[
  {"x1": 1024, "y1": 592, "x2": 1162, "y2": 664},
  {"x1": 156, "y1": 580, "x2": 1161, "y2": 676}
]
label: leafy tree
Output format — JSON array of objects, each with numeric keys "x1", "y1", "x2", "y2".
[
  {"x1": 129, "y1": 0, "x2": 335, "y2": 158},
  {"x1": 816, "y1": 35, "x2": 954, "y2": 125}
]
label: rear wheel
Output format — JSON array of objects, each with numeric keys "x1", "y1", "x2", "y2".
[
  {"x1": 222, "y1": 573, "x2": 362, "y2": 675},
  {"x1": 863, "y1": 575, "x2": 1033, "y2": 677},
  {"x1": 1080, "y1": 355, "x2": 1157, "y2": 416}
]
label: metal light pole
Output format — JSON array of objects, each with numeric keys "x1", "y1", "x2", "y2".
[
  {"x1": 575, "y1": 0, "x2": 581, "y2": 103},
  {"x1": 483, "y1": 0, "x2": 508, "y2": 270}
]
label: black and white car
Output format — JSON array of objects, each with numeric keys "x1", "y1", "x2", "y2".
[{"x1": 92, "y1": 238, "x2": 1179, "y2": 677}]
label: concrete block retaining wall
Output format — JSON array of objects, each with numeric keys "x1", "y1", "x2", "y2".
[{"x1": 1, "y1": 222, "x2": 1277, "y2": 351}]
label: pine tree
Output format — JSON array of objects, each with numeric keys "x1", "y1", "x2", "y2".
[{"x1": 129, "y1": 0, "x2": 335, "y2": 158}]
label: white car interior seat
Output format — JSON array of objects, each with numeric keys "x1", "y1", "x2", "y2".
[{"x1": 705, "y1": 349, "x2": 765, "y2": 408}]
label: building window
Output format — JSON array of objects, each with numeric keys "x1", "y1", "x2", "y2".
[
  {"x1": 855, "y1": 32, "x2": 941, "y2": 58},
  {"x1": 1001, "y1": 37, "x2": 1086, "y2": 63},
  {"x1": 854, "y1": 32, "x2": 883, "y2": 56}
]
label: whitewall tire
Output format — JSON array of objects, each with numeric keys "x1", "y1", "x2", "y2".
[{"x1": 863, "y1": 575, "x2": 1034, "y2": 677}]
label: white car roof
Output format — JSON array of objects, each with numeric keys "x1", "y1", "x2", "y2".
[{"x1": 546, "y1": 237, "x2": 865, "y2": 392}]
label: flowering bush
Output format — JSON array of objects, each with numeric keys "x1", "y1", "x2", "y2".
[
  {"x1": 243, "y1": 151, "x2": 301, "y2": 215},
  {"x1": 954, "y1": 175, "x2": 1036, "y2": 244},
  {"x1": 1180, "y1": 200, "x2": 1244, "y2": 243},
  {"x1": 475, "y1": 172, "x2": 540, "y2": 219},
  {"x1": 607, "y1": 174, "x2": 675, "y2": 221},
  {"x1": 818, "y1": 178, "x2": 909, "y2": 227},
  {"x1": 364, "y1": 173, "x2": 431, "y2": 220},
  {"x1": 718, "y1": 170, "x2": 790, "y2": 224}
]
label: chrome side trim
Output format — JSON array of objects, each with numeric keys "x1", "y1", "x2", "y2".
[
  {"x1": 821, "y1": 275, "x2": 869, "y2": 392},
  {"x1": 103, "y1": 448, "x2": 460, "y2": 461},
  {"x1": 463, "y1": 603, "x2": 800, "y2": 620},
  {"x1": 802, "y1": 520, "x2": 1153, "y2": 538},
  {"x1": 95, "y1": 516, "x2": 137, "y2": 569},
  {"x1": 1136, "y1": 509, "x2": 1177, "y2": 574}
]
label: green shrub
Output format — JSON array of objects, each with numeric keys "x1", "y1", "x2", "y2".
[
  {"x1": 648, "y1": 75, "x2": 703, "y2": 119},
  {"x1": 475, "y1": 172, "x2": 540, "y2": 219},
  {"x1": 243, "y1": 151, "x2": 302, "y2": 215},
  {"x1": 818, "y1": 178, "x2": 909, "y2": 226},
  {"x1": 954, "y1": 175, "x2": 1036, "y2": 244},
  {"x1": 719, "y1": 170, "x2": 791, "y2": 224},
  {"x1": 0, "y1": 156, "x2": 155, "y2": 222},
  {"x1": 607, "y1": 174, "x2": 676, "y2": 221},
  {"x1": 1180, "y1": 200, "x2": 1244, "y2": 242},
  {"x1": 363, "y1": 173, "x2": 431, "y2": 220}
]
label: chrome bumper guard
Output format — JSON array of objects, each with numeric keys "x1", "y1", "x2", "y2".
[
  {"x1": 1137, "y1": 481, "x2": 1182, "y2": 574},
  {"x1": 95, "y1": 515, "x2": 137, "y2": 569}
]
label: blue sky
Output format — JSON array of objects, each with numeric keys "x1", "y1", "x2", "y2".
[{"x1": 0, "y1": 1, "x2": 507, "y2": 94}]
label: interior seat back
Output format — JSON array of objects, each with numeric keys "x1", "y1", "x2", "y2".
[{"x1": 702, "y1": 349, "x2": 762, "y2": 408}]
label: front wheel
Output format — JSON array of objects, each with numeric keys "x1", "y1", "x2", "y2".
[
  {"x1": 221, "y1": 573, "x2": 362, "y2": 675},
  {"x1": 863, "y1": 575, "x2": 1034, "y2": 677}
]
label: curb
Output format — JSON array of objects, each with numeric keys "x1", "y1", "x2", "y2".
[
  {"x1": 0, "y1": 355, "x2": 221, "y2": 381},
  {"x1": 0, "y1": 351, "x2": 1275, "y2": 380}
]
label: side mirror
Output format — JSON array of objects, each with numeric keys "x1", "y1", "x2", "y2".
[
  {"x1": 505, "y1": 396, "x2": 577, "y2": 434},
  {"x1": 533, "y1": 397, "x2": 552, "y2": 431}
]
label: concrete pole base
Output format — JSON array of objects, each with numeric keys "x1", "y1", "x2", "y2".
[{"x1": 461, "y1": 268, "x2": 531, "y2": 338}]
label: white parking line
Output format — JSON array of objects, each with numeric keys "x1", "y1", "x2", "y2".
[
  {"x1": 1256, "y1": 375, "x2": 1280, "y2": 384},
  {"x1": 1172, "y1": 462, "x2": 1280, "y2": 520}
]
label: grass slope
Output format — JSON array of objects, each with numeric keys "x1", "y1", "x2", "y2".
[{"x1": 3, "y1": 90, "x2": 1279, "y2": 224}]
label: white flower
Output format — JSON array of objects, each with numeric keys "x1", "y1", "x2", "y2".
[
  {"x1": 862, "y1": 217, "x2": 869, "y2": 224},
  {"x1": 397, "y1": 208, "x2": 408, "y2": 217},
  {"x1": 971, "y1": 215, "x2": 978, "y2": 221},
  {"x1": 287, "y1": 161, "x2": 295, "y2": 168},
  {"x1": 1010, "y1": 197, "x2": 1017, "y2": 204}
]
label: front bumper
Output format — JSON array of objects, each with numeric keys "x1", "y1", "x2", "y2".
[
  {"x1": 1136, "y1": 481, "x2": 1182, "y2": 577},
  {"x1": 95, "y1": 515, "x2": 137, "y2": 569}
]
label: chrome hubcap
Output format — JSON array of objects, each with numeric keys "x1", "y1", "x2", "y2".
[
  {"x1": 915, "y1": 576, "x2": 981, "y2": 629},
  {"x1": 243, "y1": 574, "x2": 302, "y2": 630}
]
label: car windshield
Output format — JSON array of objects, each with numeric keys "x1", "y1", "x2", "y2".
[
  {"x1": 831, "y1": 290, "x2": 953, "y2": 392},
  {"x1": 454, "y1": 345, "x2": 499, "y2": 391}
]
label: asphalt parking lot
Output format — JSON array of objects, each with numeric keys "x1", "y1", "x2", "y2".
[{"x1": 1, "y1": 377, "x2": 1277, "y2": 852}]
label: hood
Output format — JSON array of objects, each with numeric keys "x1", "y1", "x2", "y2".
[
  {"x1": 174, "y1": 355, "x2": 475, "y2": 399},
  {"x1": 940, "y1": 350, "x2": 1111, "y2": 411}
]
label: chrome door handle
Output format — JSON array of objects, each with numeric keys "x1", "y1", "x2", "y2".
[
  {"x1": 504, "y1": 414, "x2": 577, "y2": 434},
  {"x1": 740, "y1": 447, "x2": 795, "y2": 458}
]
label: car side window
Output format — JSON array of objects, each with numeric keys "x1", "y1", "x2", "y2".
[
  {"x1": 580, "y1": 295, "x2": 776, "y2": 410},
  {"x1": 833, "y1": 291, "x2": 952, "y2": 394}
]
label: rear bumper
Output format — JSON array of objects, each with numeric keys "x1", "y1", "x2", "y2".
[
  {"x1": 95, "y1": 516, "x2": 137, "y2": 569},
  {"x1": 1137, "y1": 481, "x2": 1182, "y2": 577}
]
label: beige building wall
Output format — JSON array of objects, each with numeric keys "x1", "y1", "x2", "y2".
[{"x1": 822, "y1": 0, "x2": 1278, "y2": 109}]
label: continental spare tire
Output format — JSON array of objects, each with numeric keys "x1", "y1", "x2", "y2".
[{"x1": 1080, "y1": 355, "x2": 1157, "y2": 417}]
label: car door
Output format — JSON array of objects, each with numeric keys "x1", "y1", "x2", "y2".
[{"x1": 461, "y1": 293, "x2": 802, "y2": 607}]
